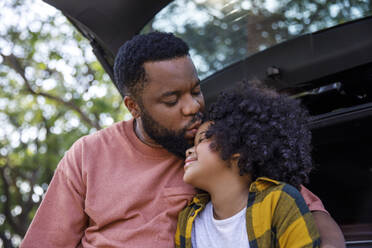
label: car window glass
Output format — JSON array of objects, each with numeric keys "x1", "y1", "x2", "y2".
[{"x1": 142, "y1": 0, "x2": 372, "y2": 80}]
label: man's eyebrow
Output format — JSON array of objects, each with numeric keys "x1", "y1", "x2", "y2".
[
  {"x1": 160, "y1": 80, "x2": 201, "y2": 98},
  {"x1": 160, "y1": 90, "x2": 180, "y2": 98}
]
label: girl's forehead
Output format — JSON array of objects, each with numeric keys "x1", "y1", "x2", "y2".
[
  {"x1": 196, "y1": 121, "x2": 212, "y2": 135},
  {"x1": 194, "y1": 121, "x2": 212, "y2": 145}
]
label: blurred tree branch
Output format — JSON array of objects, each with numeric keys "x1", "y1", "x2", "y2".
[
  {"x1": 0, "y1": 161, "x2": 27, "y2": 236},
  {"x1": 1, "y1": 53, "x2": 101, "y2": 130},
  {"x1": 0, "y1": 231, "x2": 14, "y2": 248}
]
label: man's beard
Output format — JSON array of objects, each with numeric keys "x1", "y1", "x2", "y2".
[{"x1": 140, "y1": 109, "x2": 202, "y2": 158}]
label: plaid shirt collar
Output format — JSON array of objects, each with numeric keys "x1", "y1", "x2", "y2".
[{"x1": 189, "y1": 177, "x2": 281, "y2": 207}]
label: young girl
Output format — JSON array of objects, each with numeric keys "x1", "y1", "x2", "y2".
[{"x1": 175, "y1": 83, "x2": 320, "y2": 248}]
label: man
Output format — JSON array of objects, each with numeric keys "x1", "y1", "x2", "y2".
[{"x1": 21, "y1": 32, "x2": 344, "y2": 247}]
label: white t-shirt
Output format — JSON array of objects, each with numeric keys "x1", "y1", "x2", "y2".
[{"x1": 191, "y1": 201, "x2": 249, "y2": 248}]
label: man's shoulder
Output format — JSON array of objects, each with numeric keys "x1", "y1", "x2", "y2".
[
  {"x1": 74, "y1": 120, "x2": 132, "y2": 147},
  {"x1": 58, "y1": 120, "x2": 133, "y2": 170},
  {"x1": 60, "y1": 120, "x2": 132, "y2": 162}
]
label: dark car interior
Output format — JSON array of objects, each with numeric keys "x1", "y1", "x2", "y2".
[
  {"x1": 42, "y1": 0, "x2": 372, "y2": 246},
  {"x1": 304, "y1": 65, "x2": 372, "y2": 245}
]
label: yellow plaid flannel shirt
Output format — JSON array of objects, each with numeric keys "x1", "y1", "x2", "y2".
[{"x1": 175, "y1": 177, "x2": 320, "y2": 248}]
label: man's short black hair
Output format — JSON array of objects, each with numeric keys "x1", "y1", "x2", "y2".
[
  {"x1": 113, "y1": 32, "x2": 190, "y2": 98},
  {"x1": 206, "y1": 82, "x2": 312, "y2": 189}
]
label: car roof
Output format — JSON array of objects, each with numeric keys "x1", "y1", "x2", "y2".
[{"x1": 43, "y1": 0, "x2": 372, "y2": 102}]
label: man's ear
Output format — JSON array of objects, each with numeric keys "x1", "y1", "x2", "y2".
[{"x1": 124, "y1": 96, "x2": 140, "y2": 119}]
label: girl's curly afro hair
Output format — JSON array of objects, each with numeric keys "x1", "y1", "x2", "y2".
[{"x1": 206, "y1": 82, "x2": 313, "y2": 189}]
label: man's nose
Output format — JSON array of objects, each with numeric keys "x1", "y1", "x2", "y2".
[{"x1": 182, "y1": 95, "x2": 200, "y2": 116}]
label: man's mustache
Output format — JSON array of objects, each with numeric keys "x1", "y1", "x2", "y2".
[{"x1": 186, "y1": 112, "x2": 204, "y2": 130}]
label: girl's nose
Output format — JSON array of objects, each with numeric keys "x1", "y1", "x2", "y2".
[{"x1": 185, "y1": 147, "x2": 195, "y2": 157}]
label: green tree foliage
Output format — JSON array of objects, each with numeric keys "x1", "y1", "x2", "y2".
[
  {"x1": 145, "y1": 0, "x2": 372, "y2": 79},
  {"x1": 0, "y1": 0, "x2": 127, "y2": 246}
]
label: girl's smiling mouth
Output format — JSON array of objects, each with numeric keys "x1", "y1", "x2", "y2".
[{"x1": 184, "y1": 157, "x2": 197, "y2": 170}]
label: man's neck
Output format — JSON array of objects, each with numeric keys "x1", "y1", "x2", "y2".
[{"x1": 133, "y1": 118, "x2": 162, "y2": 148}]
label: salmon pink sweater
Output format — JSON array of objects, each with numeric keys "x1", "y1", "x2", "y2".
[{"x1": 21, "y1": 119, "x2": 195, "y2": 247}]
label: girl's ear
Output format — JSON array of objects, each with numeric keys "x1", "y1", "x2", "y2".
[
  {"x1": 230, "y1": 153, "x2": 252, "y2": 183},
  {"x1": 230, "y1": 153, "x2": 241, "y2": 167}
]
